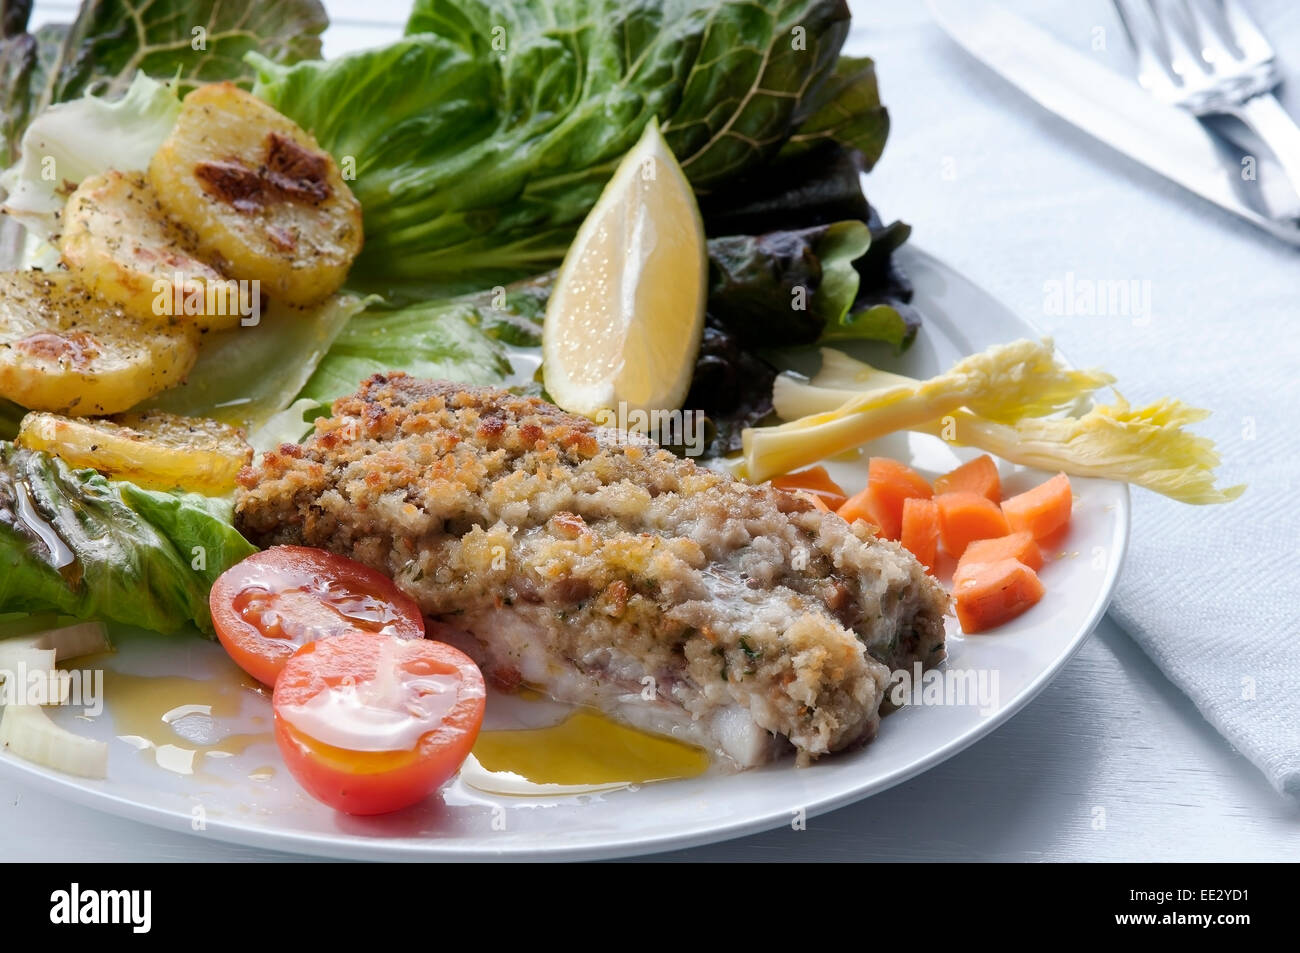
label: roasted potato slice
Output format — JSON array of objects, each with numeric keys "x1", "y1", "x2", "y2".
[
  {"x1": 16, "y1": 409, "x2": 252, "y2": 493},
  {"x1": 0, "y1": 271, "x2": 198, "y2": 415},
  {"x1": 148, "y1": 82, "x2": 363, "y2": 306},
  {"x1": 61, "y1": 171, "x2": 245, "y2": 332}
]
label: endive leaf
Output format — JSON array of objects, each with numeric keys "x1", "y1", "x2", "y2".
[{"x1": 757, "y1": 344, "x2": 1243, "y2": 504}]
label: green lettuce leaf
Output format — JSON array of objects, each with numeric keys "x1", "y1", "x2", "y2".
[
  {"x1": 706, "y1": 221, "x2": 873, "y2": 348},
  {"x1": 141, "y1": 295, "x2": 366, "y2": 431},
  {"x1": 0, "y1": 72, "x2": 181, "y2": 240},
  {"x1": 0, "y1": 443, "x2": 256, "y2": 634},
  {"x1": 1, "y1": 0, "x2": 326, "y2": 166},
  {"x1": 819, "y1": 302, "x2": 914, "y2": 350},
  {"x1": 403, "y1": 0, "x2": 850, "y2": 191},
  {"x1": 252, "y1": 0, "x2": 855, "y2": 300},
  {"x1": 299, "y1": 299, "x2": 513, "y2": 405},
  {"x1": 811, "y1": 221, "x2": 873, "y2": 326},
  {"x1": 777, "y1": 56, "x2": 890, "y2": 167},
  {"x1": 298, "y1": 217, "x2": 893, "y2": 413}
]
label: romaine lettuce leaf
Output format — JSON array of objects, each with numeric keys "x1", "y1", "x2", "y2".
[
  {"x1": 0, "y1": 72, "x2": 180, "y2": 240},
  {"x1": 141, "y1": 295, "x2": 367, "y2": 431},
  {"x1": 1, "y1": 0, "x2": 326, "y2": 166},
  {"x1": 252, "y1": 0, "x2": 856, "y2": 300},
  {"x1": 776, "y1": 56, "x2": 890, "y2": 166},
  {"x1": 299, "y1": 298, "x2": 513, "y2": 406},
  {"x1": 404, "y1": 0, "x2": 851, "y2": 189},
  {"x1": 0, "y1": 443, "x2": 256, "y2": 634}
]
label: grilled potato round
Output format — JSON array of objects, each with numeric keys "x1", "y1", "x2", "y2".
[
  {"x1": 17, "y1": 409, "x2": 252, "y2": 493},
  {"x1": 0, "y1": 271, "x2": 198, "y2": 415},
  {"x1": 61, "y1": 171, "x2": 244, "y2": 332},
  {"x1": 148, "y1": 82, "x2": 363, "y2": 306}
]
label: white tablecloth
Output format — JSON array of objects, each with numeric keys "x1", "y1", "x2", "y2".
[{"x1": 853, "y1": 0, "x2": 1299, "y2": 795}]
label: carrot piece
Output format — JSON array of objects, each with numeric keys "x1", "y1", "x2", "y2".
[
  {"x1": 900, "y1": 497, "x2": 941, "y2": 572},
  {"x1": 794, "y1": 490, "x2": 833, "y2": 513},
  {"x1": 837, "y1": 457, "x2": 932, "y2": 540},
  {"x1": 837, "y1": 485, "x2": 895, "y2": 537},
  {"x1": 933, "y1": 454, "x2": 1001, "y2": 503},
  {"x1": 1001, "y1": 472, "x2": 1073, "y2": 540},
  {"x1": 771, "y1": 466, "x2": 848, "y2": 511},
  {"x1": 953, "y1": 558, "x2": 1045, "y2": 633},
  {"x1": 957, "y1": 531, "x2": 1043, "y2": 578},
  {"x1": 935, "y1": 491, "x2": 1011, "y2": 557},
  {"x1": 868, "y1": 457, "x2": 933, "y2": 507}
]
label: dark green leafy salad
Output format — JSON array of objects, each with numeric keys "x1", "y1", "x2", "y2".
[{"x1": 0, "y1": 0, "x2": 919, "y2": 634}]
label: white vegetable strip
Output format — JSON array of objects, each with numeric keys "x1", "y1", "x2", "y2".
[
  {"x1": 761, "y1": 345, "x2": 1244, "y2": 504},
  {"x1": 0, "y1": 704, "x2": 108, "y2": 779},
  {"x1": 0, "y1": 646, "x2": 56, "y2": 680},
  {"x1": 0, "y1": 621, "x2": 111, "y2": 776},
  {"x1": 912, "y1": 405, "x2": 1244, "y2": 505},
  {"x1": 16, "y1": 621, "x2": 111, "y2": 662},
  {"x1": 746, "y1": 339, "x2": 1110, "y2": 481}
]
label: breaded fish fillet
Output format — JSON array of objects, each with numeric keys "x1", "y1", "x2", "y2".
[{"x1": 235, "y1": 375, "x2": 948, "y2": 767}]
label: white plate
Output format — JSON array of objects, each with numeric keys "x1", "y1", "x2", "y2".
[{"x1": 0, "y1": 246, "x2": 1129, "y2": 860}]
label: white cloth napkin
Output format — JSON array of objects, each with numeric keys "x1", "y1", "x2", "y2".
[{"x1": 849, "y1": 0, "x2": 1299, "y2": 795}]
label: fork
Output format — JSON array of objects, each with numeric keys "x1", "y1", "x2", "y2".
[{"x1": 1111, "y1": 0, "x2": 1300, "y2": 202}]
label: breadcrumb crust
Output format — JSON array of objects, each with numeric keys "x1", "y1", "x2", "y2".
[{"x1": 236, "y1": 374, "x2": 948, "y2": 764}]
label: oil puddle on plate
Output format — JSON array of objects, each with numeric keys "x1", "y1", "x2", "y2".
[
  {"x1": 94, "y1": 661, "x2": 273, "y2": 778},
  {"x1": 463, "y1": 696, "x2": 710, "y2": 797},
  {"x1": 76, "y1": 628, "x2": 710, "y2": 800}
]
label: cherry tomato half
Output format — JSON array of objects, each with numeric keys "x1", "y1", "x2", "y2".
[
  {"x1": 272, "y1": 633, "x2": 486, "y2": 815},
  {"x1": 210, "y1": 546, "x2": 425, "y2": 686}
]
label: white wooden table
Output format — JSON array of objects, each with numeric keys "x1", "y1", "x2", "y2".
[{"x1": 5, "y1": 0, "x2": 1296, "y2": 862}]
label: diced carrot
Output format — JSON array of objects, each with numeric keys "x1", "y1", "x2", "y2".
[
  {"x1": 957, "y1": 531, "x2": 1043, "y2": 579},
  {"x1": 837, "y1": 457, "x2": 932, "y2": 539},
  {"x1": 837, "y1": 484, "x2": 895, "y2": 537},
  {"x1": 1001, "y1": 472, "x2": 1073, "y2": 540},
  {"x1": 900, "y1": 497, "x2": 940, "y2": 572},
  {"x1": 933, "y1": 454, "x2": 1001, "y2": 503},
  {"x1": 795, "y1": 490, "x2": 833, "y2": 513},
  {"x1": 953, "y1": 558, "x2": 1045, "y2": 633},
  {"x1": 771, "y1": 466, "x2": 848, "y2": 511},
  {"x1": 935, "y1": 491, "x2": 1011, "y2": 557},
  {"x1": 869, "y1": 457, "x2": 933, "y2": 507}
]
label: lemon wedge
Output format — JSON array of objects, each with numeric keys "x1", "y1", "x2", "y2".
[{"x1": 542, "y1": 118, "x2": 707, "y2": 420}]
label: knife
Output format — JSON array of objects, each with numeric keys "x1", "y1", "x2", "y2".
[{"x1": 927, "y1": 0, "x2": 1300, "y2": 245}]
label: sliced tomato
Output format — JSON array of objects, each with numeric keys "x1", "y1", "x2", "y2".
[
  {"x1": 272, "y1": 633, "x2": 485, "y2": 815},
  {"x1": 210, "y1": 546, "x2": 425, "y2": 686}
]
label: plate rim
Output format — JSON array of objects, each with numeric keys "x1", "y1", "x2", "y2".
[{"x1": 0, "y1": 244, "x2": 1132, "y2": 861}]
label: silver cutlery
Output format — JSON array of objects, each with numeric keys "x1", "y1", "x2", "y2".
[
  {"x1": 928, "y1": 0, "x2": 1300, "y2": 244},
  {"x1": 1112, "y1": 0, "x2": 1300, "y2": 203}
]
